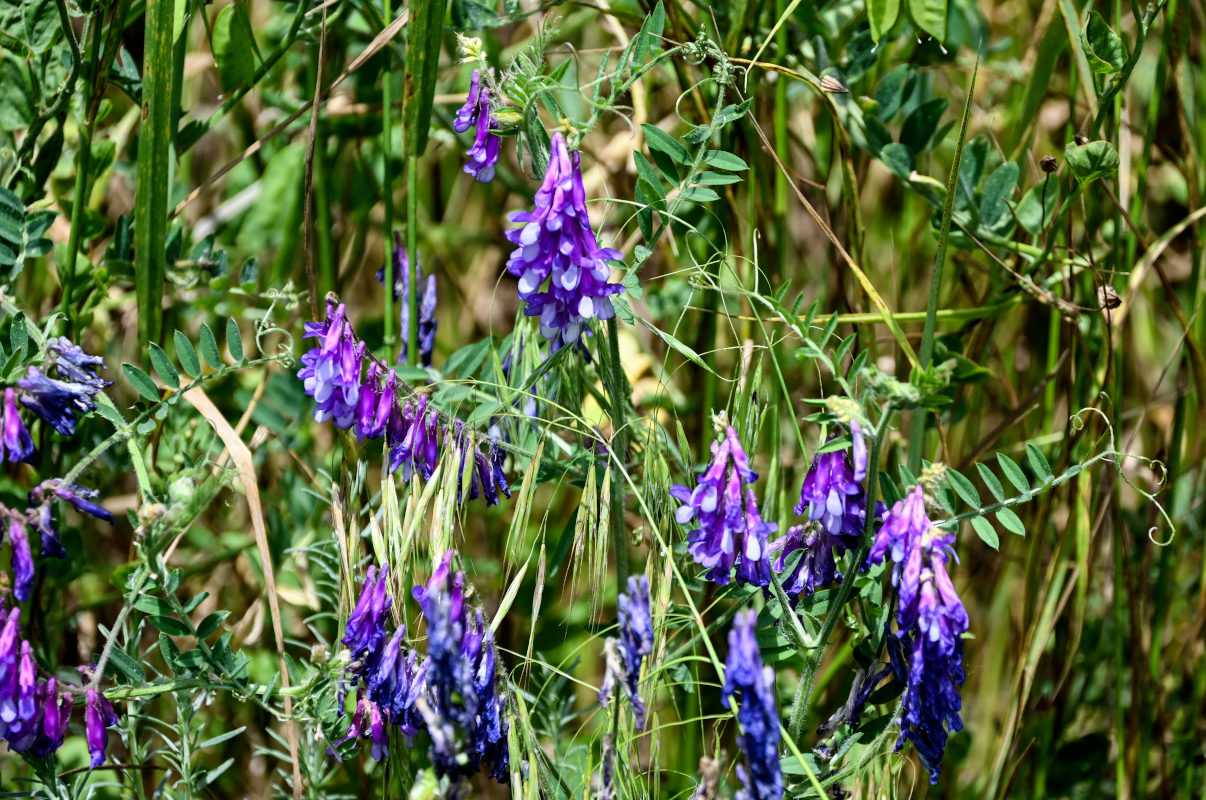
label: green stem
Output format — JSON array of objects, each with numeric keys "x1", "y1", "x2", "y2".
[
  {"x1": 382, "y1": 0, "x2": 396, "y2": 351},
  {"x1": 605, "y1": 315, "x2": 630, "y2": 589},
  {"x1": 787, "y1": 409, "x2": 891, "y2": 743},
  {"x1": 406, "y1": 154, "x2": 419, "y2": 365}
]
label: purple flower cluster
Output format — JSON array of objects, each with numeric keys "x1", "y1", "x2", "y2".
[
  {"x1": 338, "y1": 567, "x2": 427, "y2": 761},
  {"x1": 377, "y1": 233, "x2": 438, "y2": 367},
  {"x1": 722, "y1": 611, "x2": 783, "y2": 800},
  {"x1": 299, "y1": 298, "x2": 511, "y2": 501},
  {"x1": 598, "y1": 575, "x2": 654, "y2": 728},
  {"x1": 453, "y1": 70, "x2": 501, "y2": 183},
  {"x1": 505, "y1": 132, "x2": 624, "y2": 350},
  {"x1": 867, "y1": 485, "x2": 969, "y2": 783},
  {"x1": 298, "y1": 300, "x2": 364, "y2": 429},
  {"x1": 413, "y1": 551, "x2": 509, "y2": 783},
  {"x1": 0, "y1": 607, "x2": 113, "y2": 763},
  {"x1": 771, "y1": 423, "x2": 871, "y2": 600},
  {"x1": 671, "y1": 425, "x2": 777, "y2": 587},
  {"x1": 17, "y1": 337, "x2": 111, "y2": 438},
  {"x1": 335, "y1": 555, "x2": 509, "y2": 786}
]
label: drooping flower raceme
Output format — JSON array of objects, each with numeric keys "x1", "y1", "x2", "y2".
[
  {"x1": 722, "y1": 610, "x2": 783, "y2": 800},
  {"x1": 0, "y1": 610, "x2": 80, "y2": 759},
  {"x1": 298, "y1": 297, "x2": 512, "y2": 507},
  {"x1": 336, "y1": 565, "x2": 427, "y2": 761},
  {"x1": 378, "y1": 233, "x2": 438, "y2": 367},
  {"x1": 453, "y1": 69, "x2": 501, "y2": 183},
  {"x1": 867, "y1": 485, "x2": 969, "y2": 783},
  {"x1": 298, "y1": 299, "x2": 363, "y2": 430},
  {"x1": 342, "y1": 565, "x2": 392, "y2": 661},
  {"x1": 671, "y1": 425, "x2": 776, "y2": 587},
  {"x1": 795, "y1": 421, "x2": 868, "y2": 548},
  {"x1": 412, "y1": 551, "x2": 509, "y2": 784},
  {"x1": 598, "y1": 574, "x2": 654, "y2": 728},
  {"x1": 505, "y1": 132, "x2": 624, "y2": 350}
]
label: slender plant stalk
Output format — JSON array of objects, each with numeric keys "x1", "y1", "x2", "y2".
[
  {"x1": 909, "y1": 59, "x2": 978, "y2": 473},
  {"x1": 382, "y1": 0, "x2": 396, "y2": 351},
  {"x1": 134, "y1": 0, "x2": 178, "y2": 352}
]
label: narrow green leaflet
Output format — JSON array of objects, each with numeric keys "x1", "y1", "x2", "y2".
[
  {"x1": 175, "y1": 331, "x2": 201, "y2": 378},
  {"x1": 123, "y1": 363, "x2": 161, "y2": 402}
]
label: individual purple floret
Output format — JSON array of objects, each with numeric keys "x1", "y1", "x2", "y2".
[
  {"x1": 867, "y1": 485, "x2": 968, "y2": 784},
  {"x1": 8, "y1": 521, "x2": 33, "y2": 602},
  {"x1": 2, "y1": 389, "x2": 33, "y2": 463},
  {"x1": 31, "y1": 479, "x2": 115, "y2": 525},
  {"x1": 794, "y1": 421, "x2": 868, "y2": 550},
  {"x1": 721, "y1": 610, "x2": 783, "y2": 800},
  {"x1": 504, "y1": 132, "x2": 624, "y2": 350},
  {"x1": 84, "y1": 687, "x2": 119, "y2": 768},
  {"x1": 297, "y1": 299, "x2": 364, "y2": 430},
  {"x1": 670, "y1": 425, "x2": 776, "y2": 587},
  {"x1": 412, "y1": 551, "x2": 509, "y2": 784},
  {"x1": 342, "y1": 565, "x2": 391, "y2": 661},
  {"x1": 453, "y1": 69, "x2": 501, "y2": 183},
  {"x1": 378, "y1": 234, "x2": 439, "y2": 367},
  {"x1": 615, "y1": 574, "x2": 653, "y2": 728}
]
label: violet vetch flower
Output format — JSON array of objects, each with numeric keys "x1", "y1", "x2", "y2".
[
  {"x1": 32, "y1": 479, "x2": 115, "y2": 525},
  {"x1": 387, "y1": 395, "x2": 441, "y2": 481},
  {"x1": 297, "y1": 299, "x2": 363, "y2": 429},
  {"x1": 354, "y1": 364, "x2": 399, "y2": 441},
  {"x1": 17, "y1": 367, "x2": 99, "y2": 437},
  {"x1": 46, "y1": 338, "x2": 111, "y2": 390},
  {"x1": 2, "y1": 388, "x2": 33, "y2": 463},
  {"x1": 342, "y1": 565, "x2": 391, "y2": 661},
  {"x1": 412, "y1": 551, "x2": 509, "y2": 783},
  {"x1": 721, "y1": 611, "x2": 783, "y2": 800},
  {"x1": 794, "y1": 422, "x2": 868, "y2": 550},
  {"x1": 614, "y1": 574, "x2": 653, "y2": 728},
  {"x1": 363, "y1": 626, "x2": 427, "y2": 739},
  {"x1": 30, "y1": 505, "x2": 61, "y2": 559},
  {"x1": 867, "y1": 485, "x2": 968, "y2": 783},
  {"x1": 453, "y1": 70, "x2": 501, "y2": 183},
  {"x1": 670, "y1": 425, "x2": 776, "y2": 587},
  {"x1": 452, "y1": 422, "x2": 511, "y2": 507},
  {"x1": 30, "y1": 678, "x2": 72, "y2": 756},
  {"x1": 85, "y1": 687, "x2": 119, "y2": 768},
  {"x1": 9, "y1": 521, "x2": 33, "y2": 602},
  {"x1": 504, "y1": 132, "x2": 624, "y2": 350},
  {"x1": 378, "y1": 234, "x2": 439, "y2": 367},
  {"x1": 336, "y1": 695, "x2": 392, "y2": 762}
]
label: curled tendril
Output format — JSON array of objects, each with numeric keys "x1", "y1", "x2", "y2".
[{"x1": 1071, "y1": 407, "x2": 1176, "y2": 546}]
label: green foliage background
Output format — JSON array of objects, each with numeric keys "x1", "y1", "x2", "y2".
[{"x1": 0, "y1": 0, "x2": 1203, "y2": 797}]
